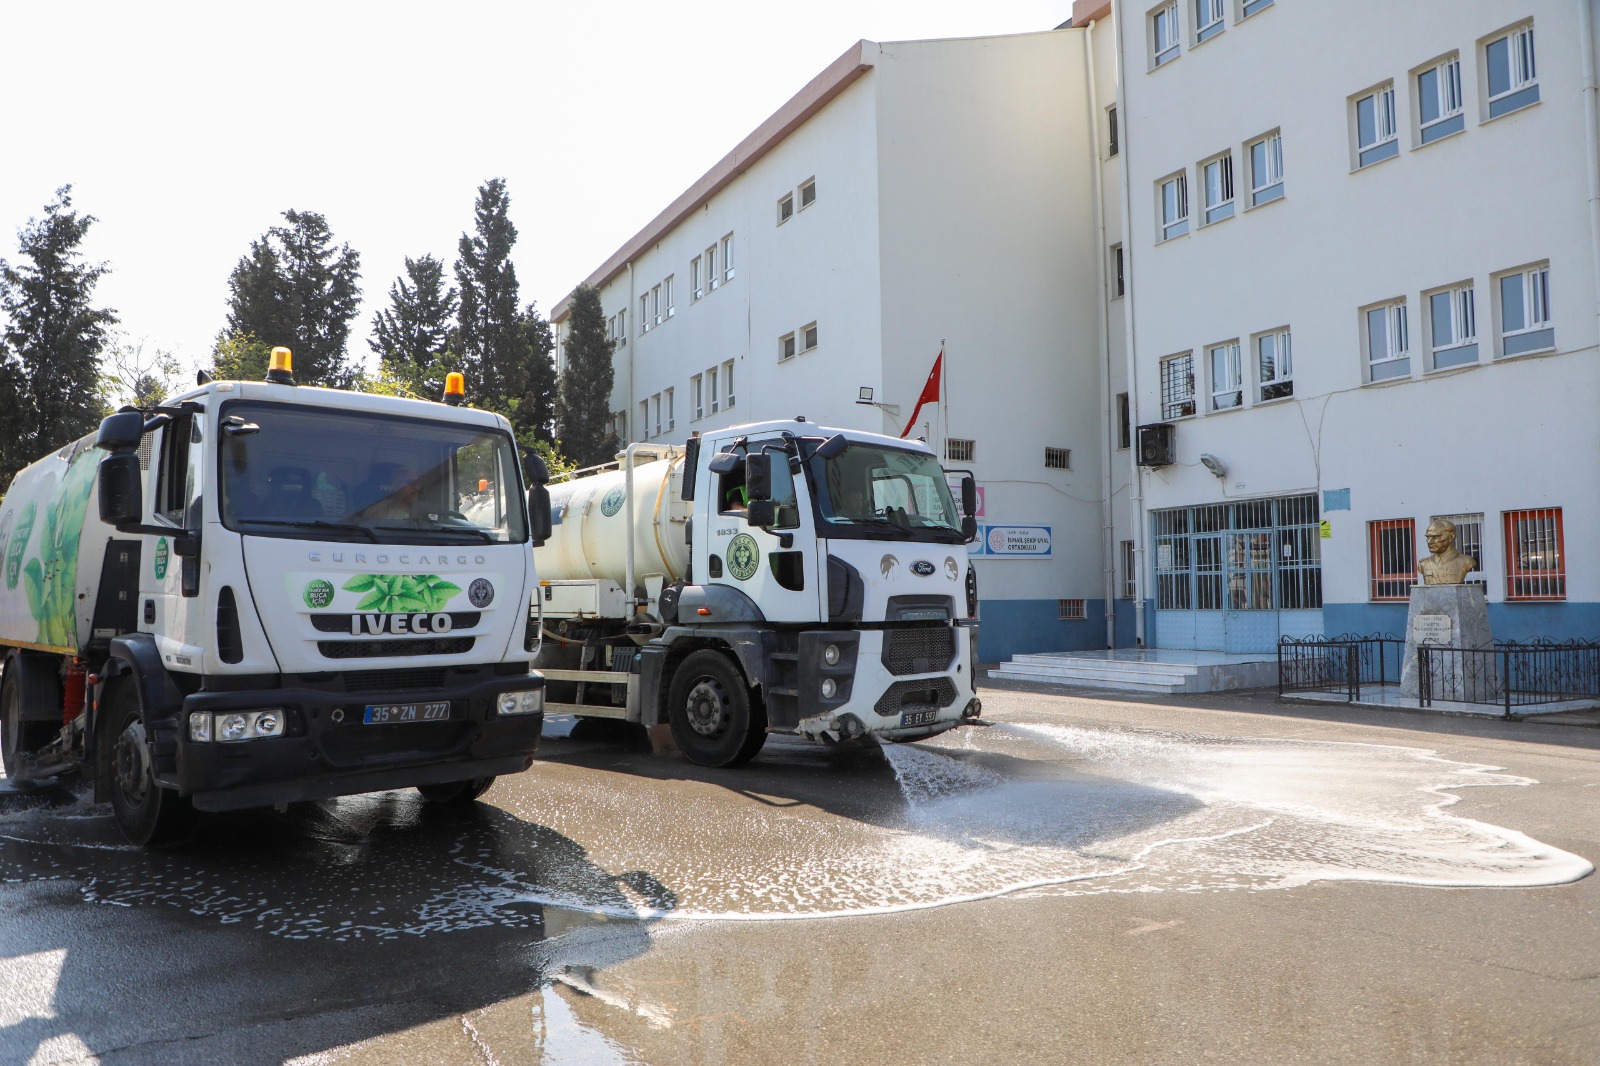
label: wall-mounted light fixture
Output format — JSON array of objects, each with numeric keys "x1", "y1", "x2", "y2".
[
  {"x1": 856, "y1": 386, "x2": 900, "y2": 415},
  {"x1": 1200, "y1": 453, "x2": 1228, "y2": 479}
]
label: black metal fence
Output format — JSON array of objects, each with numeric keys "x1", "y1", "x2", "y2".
[{"x1": 1280, "y1": 634, "x2": 1600, "y2": 718}]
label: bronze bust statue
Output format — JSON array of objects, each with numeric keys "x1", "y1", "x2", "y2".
[{"x1": 1417, "y1": 518, "x2": 1476, "y2": 585}]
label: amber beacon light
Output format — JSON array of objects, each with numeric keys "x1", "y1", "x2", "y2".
[
  {"x1": 444, "y1": 372, "x2": 466, "y2": 406},
  {"x1": 267, "y1": 346, "x2": 296, "y2": 386}
]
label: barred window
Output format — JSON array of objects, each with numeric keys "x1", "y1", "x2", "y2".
[
  {"x1": 1153, "y1": 496, "x2": 1321, "y2": 611},
  {"x1": 1045, "y1": 447, "x2": 1071, "y2": 470},
  {"x1": 1160, "y1": 353, "x2": 1196, "y2": 419},
  {"x1": 1058, "y1": 599, "x2": 1086, "y2": 620},
  {"x1": 1368, "y1": 518, "x2": 1416, "y2": 601},
  {"x1": 946, "y1": 439, "x2": 975, "y2": 463},
  {"x1": 1504, "y1": 507, "x2": 1564, "y2": 600},
  {"x1": 1430, "y1": 512, "x2": 1484, "y2": 586},
  {"x1": 1121, "y1": 539, "x2": 1136, "y2": 599}
]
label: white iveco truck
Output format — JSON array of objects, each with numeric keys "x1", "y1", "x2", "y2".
[
  {"x1": 532, "y1": 418, "x2": 982, "y2": 765},
  {"x1": 0, "y1": 351, "x2": 551, "y2": 845}
]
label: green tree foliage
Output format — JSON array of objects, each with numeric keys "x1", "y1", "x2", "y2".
[
  {"x1": 211, "y1": 331, "x2": 274, "y2": 383},
  {"x1": 0, "y1": 185, "x2": 118, "y2": 485},
  {"x1": 453, "y1": 179, "x2": 556, "y2": 441},
  {"x1": 555, "y1": 284, "x2": 619, "y2": 466},
  {"x1": 223, "y1": 210, "x2": 361, "y2": 388},
  {"x1": 369, "y1": 254, "x2": 459, "y2": 399}
]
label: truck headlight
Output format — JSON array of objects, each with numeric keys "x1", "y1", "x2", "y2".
[
  {"x1": 189, "y1": 709, "x2": 285, "y2": 743},
  {"x1": 498, "y1": 689, "x2": 543, "y2": 715},
  {"x1": 189, "y1": 713, "x2": 213, "y2": 743},
  {"x1": 220, "y1": 713, "x2": 249, "y2": 741}
]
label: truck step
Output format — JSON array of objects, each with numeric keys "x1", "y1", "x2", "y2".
[{"x1": 541, "y1": 669, "x2": 631, "y2": 684}]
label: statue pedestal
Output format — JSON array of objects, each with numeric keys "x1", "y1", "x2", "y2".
[{"x1": 1399, "y1": 584, "x2": 1499, "y2": 700}]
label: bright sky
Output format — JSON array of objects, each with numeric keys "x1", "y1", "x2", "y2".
[{"x1": 2, "y1": 1, "x2": 1066, "y2": 377}]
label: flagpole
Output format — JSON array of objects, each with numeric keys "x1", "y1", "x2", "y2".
[{"x1": 939, "y1": 337, "x2": 947, "y2": 465}]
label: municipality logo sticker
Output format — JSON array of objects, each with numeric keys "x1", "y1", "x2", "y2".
[
  {"x1": 153, "y1": 537, "x2": 170, "y2": 580},
  {"x1": 303, "y1": 579, "x2": 335, "y2": 609},
  {"x1": 727, "y1": 534, "x2": 760, "y2": 582},
  {"x1": 468, "y1": 578, "x2": 495, "y2": 607},
  {"x1": 600, "y1": 486, "x2": 626, "y2": 517}
]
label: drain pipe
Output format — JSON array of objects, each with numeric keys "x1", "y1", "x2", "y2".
[
  {"x1": 1580, "y1": 0, "x2": 1600, "y2": 352},
  {"x1": 1111, "y1": 7, "x2": 1149, "y2": 647},
  {"x1": 1084, "y1": 18, "x2": 1117, "y2": 650}
]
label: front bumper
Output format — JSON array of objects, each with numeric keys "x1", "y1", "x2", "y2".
[
  {"x1": 794, "y1": 620, "x2": 979, "y2": 742},
  {"x1": 172, "y1": 672, "x2": 544, "y2": 812}
]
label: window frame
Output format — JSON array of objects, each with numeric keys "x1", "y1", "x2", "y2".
[
  {"x1": 1107, "y1": 105, "x2": 1119, "y2": 157},
  {"x1": 1150, "y1": 2, "x2": 1181, "y2": 68},
  {"x1": 1247, "y1": 131, "x2": 1284, "y2": 206},
  {"x1": 1111, "y1": 243, "x2": 1126, "y2": 298},
  {"x1": 1414, "y1": 54, "x2": 1465, "y2": 146},
  {"x1": 1193, "y1": 0, "x2": 1225, "y2": 44},
  {"x1": 1482, "y1": 22, "x2": 1539, "y2": 120},
  {"x1": 706, "y1": 244, "x2": 718, "y2": 292},
  {"x1": 664, "y1": 387, "x2": 674, "y2": 432},
  {"x1": 691, "y1": 374, "x2": 704, "y2": 421},
  {"x1": 1238, "y1": 0, "x2": 1272, "y2": 19},
  {"x1": 778, "y1": 332, "x2": 797, "y2": 362},
  {"x1": 663, "y1": 275, "x2": 675, "y2": 319},
  {"x1": 1367, "y1": 518, "x2": 1416, "y2": 602},
  {"x1": 1158, "y1": 171, "x2": 1189, "y2": 241},
  {"x1": 1353, "y1": 82, "x2": 1399, "y2": 169},
  {"x1": 801, "y1": 322, "x2": 819, "y2": 352},
  {"x1": 1160, "y1": 351, "x2": 1197, "y2": 419},
  {"x1": 1430, "y1": 511, "x2": 1485, "y2": 586},
  {"x1": 1254, "y1": 327, "x2": 1292, "y2": 401},
  {"x1": 722, "y1": 359, "x2": 736, "y2": 408},
  {"x1": 1503, "y1": 507, "x2": 1565, "y2": 600},
  {"x1": 708, "y1": 366, "x2": 720, "y2": 414},
  {"x1": 639, "y1": 294, "x2": 650, "y2": 333},
  {"x1": 1425, "y1": 282, "x2": 1478, "y2": 371},
  {"x1": 777, "y1": 192, "x2": 795, "y2": 224},
  {"x1": 1362, "y1": 299, "x2": 1410, "y2": 383},
  {"x1": 1207, "y1": 340, "x2": 1243, "y2": 411},
  {"x1": 798, "y1": 179, "x2": 816, "y2": 210},
  {"x1": 1496, "y1": 263, "x2": 1553, "y2": 358},
  {"x1": 722, "y1": 233, "x2": 735, "y2": 281},
  {"x1": 691, "y1": 256, "x2": 703, "y2": 301},
  {"x1": 1200, "y1": 153, "x2": 1234, "y2": 225},
  {"x1": 1120, "y1": 539, "x2": 1137, "y2": 599},
  {"x1": 1044, "y1": 447, "x2": 1071, "y2": 470}
]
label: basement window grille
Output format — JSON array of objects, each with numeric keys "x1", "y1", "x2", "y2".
[
  {"x1": 1058, "y1": 599, "x2": 1086, "y2": 620},
  {"x1": 946, "y1": 439, "x2": 975, "y2": 463},
  {"x1": 1045, "y1": 447, "x2": 1071, "y2": 469}
]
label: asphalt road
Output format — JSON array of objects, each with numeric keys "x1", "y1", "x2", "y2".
[{"x1": 1, "y1": 681, "x2": 1596, "y2": 1065}]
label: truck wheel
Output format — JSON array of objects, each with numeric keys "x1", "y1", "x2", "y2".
[
  {"x1": 416, "y1": 777, "x2": 494, "y2": 804},
  {"x1": 1, "y1": 654, "x2": 60, "y2": 779},
  {"x1": 105, "y1": 685, "x2": 195, "y2": 847},
  {"x1": 667, "y1": 650, "x2": 767, "y2": 767}
]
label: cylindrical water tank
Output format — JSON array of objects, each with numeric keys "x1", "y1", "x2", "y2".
[{"x1": 537, "y1": 455, "x2": 689, "y2": 585}]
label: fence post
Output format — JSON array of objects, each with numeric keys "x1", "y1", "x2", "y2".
[
  {"x1": 1503, "y1": 647, "x2": 1512, "y2": 719},
  {"x1": 1418, "y1": 647, "x2": 1430, "y2": 708},
  {"x1": 1347, "y1": 644, "x2": 1359, "y2": 703}
]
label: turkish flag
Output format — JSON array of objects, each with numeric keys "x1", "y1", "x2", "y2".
[{"x1": 900, "y1": 349, "x2": 943, "y2": 439}]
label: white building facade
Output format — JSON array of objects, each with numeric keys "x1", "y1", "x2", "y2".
[{"x1": 553, "y1": 33, "x2": 1121, "y2": 663}]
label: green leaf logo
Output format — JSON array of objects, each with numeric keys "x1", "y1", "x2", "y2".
[{"x1": 342, "y1": 573, "x2": 464, "y2": 613}]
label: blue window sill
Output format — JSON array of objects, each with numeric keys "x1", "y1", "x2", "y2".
[
  {"x1": 1420, "y1": 113, "x2": 1465, "y2": 145},
  {"x1": 1430, "y1": 343, "x2": 1478, "y2": 370},
  {"x1": 1250, "y1": 183, "x2": 1284, "y2": 207},
  {"x1": 1488, "y1": 85, "x2": 1539, "y2": 119},
  {"x1": 1357, "y1": 139, "x2": 1399, "y2": 168}
]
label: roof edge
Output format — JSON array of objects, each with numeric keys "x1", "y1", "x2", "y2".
[{"x1": 553, "y1": 39, "x2": 876, "y2": 321}]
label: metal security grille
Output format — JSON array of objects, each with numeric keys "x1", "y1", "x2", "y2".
[
  {"x1": 319, "y1": 637, "x2": 475, "y2": 659},
  {"x1": 1045, "y1": 447, "x2": 1071, "y2": 469},
  {"x1": 1058, "y1": 599, "x2": 1086, "y2": 620},
  {"x1": 946, "y1": 439, "x2": 976, "y2": 462},
  {"x1": 1368, "y1": 518, "x2": 1416, "y2": 601},
  {"x1": 874, "y1": 677, "x2": 958, "y2": 717},
  {"x1": 1160, "y1": 354, "x2": 1195, "y2": 419},
  {"x1": 1152, "y1": 494, "x2": 1321, "y2": 610},
  {"x1": 1504, "y1": 507, "x2": 1565, "y2": 600},
  {"x1": 882, "y1": 627, "x2": 956, "y2": 675},
  {"x1": 1431, "y1": 512, "x2": 1485, "y2": 586}
]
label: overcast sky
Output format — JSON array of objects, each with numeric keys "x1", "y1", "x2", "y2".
[{"x1": 1, "y1": 1, "x2": 1065, "y2": 378}]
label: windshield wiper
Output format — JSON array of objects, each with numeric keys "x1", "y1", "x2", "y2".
[
  {"x1": 372, "y1": 523, "x2": 496, "y2": 543},
  {"x1": 241, "y1": 519, "x2": 377, "y2": 542}
]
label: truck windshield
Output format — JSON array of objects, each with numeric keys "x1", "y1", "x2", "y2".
[
  {"x1": 218, "y1": 401, "x2": 527, "y2": 544},
  {"x1": 812, "y1": 441, "x2": 965, "y2": 543}
]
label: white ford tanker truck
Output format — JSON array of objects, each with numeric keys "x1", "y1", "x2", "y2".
[
  {"x1": 531, "y1": 418, "x2": 983, "y2": 765},
  {"x1": 0, "y1": 352, "x2": 552, "y2": 845}
]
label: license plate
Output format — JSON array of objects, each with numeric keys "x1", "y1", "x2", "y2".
[
  {"x1": 363, "y1": 701, "x2": 451, "y2": 725},
  {"x1": 899, "y1": 707, "x2": 939, "y2": 728}
]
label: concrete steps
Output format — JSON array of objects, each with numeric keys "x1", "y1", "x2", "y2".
[{"x1": 988, "y1": 652, "x2": 1279, "y2": 695}]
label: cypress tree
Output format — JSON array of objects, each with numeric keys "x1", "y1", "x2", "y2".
[
  {"x1": 369, "y1": 254, "x2": 458, "y2": 399},
  {"x1": 555, "y1": 285, "x2": 619, "y2": 466}
]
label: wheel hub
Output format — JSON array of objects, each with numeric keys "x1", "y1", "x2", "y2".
[
  {"x1": 684, "y1": 679, "x2": 728, "y2": 736},
  {"x1": 114, "y1": 720, "x2": 151, "y2": 805}
]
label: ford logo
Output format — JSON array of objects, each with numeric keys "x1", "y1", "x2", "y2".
[{"x1": 910, "y1": 560, "x2": 936, "y2": 576}]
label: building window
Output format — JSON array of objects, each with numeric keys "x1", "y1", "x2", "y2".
[
  {"x1": 708, "y1": 366, "x2": 720, "y2": 414},
  {"x1": 1152, "y1": 496, "x2": 1321, "y2": 612},
  {"x1": 664, "y1": 387, "x2": 674, "y2": 432},
  {"x1": 1416, "y1": 55, "x2": 1465, "y2": 144},
  {"x1": 1194, "y1": 0, "x2": 1224, "y2": 43},
  {"x1": 1201, "y1": 154, "x2": 1234, "y2": 224},
  {"x1": 639, "y1": 294, "x2": 650, "y2": 333},
  {"x1": 802, "y1": 322, "x2": 819, "y2": 352},
  {"x1": 1498, "y1": 264, "x2": 1552, "y2": 357},
  {"x1": 1159, "y1": 172, "x2": 1189, "y2": 241},
  {"x1": 1160, "y1": 352, "x2": 1196, "y2": 419},
  {"x1": 1484, "y1": 23, "x2": 1538, "y2": 119},
  {"x1": 1058, "y1": 599, "x2": 1087, "y2": 621},
  {"x1": 1151, "y1": 2, "x2": 1181, "y2": 67},
  {"x1": 705, "y1": 244, "x2": 718, "y2": 292},
  {"x1": 1503, "y1": 507, "x2": 1564, "y2": 600},
  {"x1": 722, "y1": 359, "x2": 736, "y2": 408},
  {"x1": 779, "y1": 332, "x2": 797, "y2": 361},
  {"x1": 638, "y1": 400, "x2": 648, "y2": 439},
  {"x1": 1207, "y1": 341, "x2": 1242, "y2": 410},
  {"x1": 1111, "y1": 243, "x2": 1125, "y2": 298},
  {"x1": 1240, "y1": 0, "x2": 1272, "y2": 19},
  {"x1": 1354, "y1": 84, "x2": 1399, "y2": 168},
  {"x1": 722, "y1": 233, "x2": 735, "y2": 280},
  {"x1": 663, "y1": 275, "x2": 675, "y2": 319},
  {"x1": 691, "y1": 256, "x2": 703, "y2": 301},
  {"x1": 1247, "y1": 131, "x2": 1284, "y2": 205},
  {"x1": 1431, "y1": 512, "x2": 1485, "y2": 585},
  {"x1": 1121, "y1": 540, "x2": 1137, "y2": 599},
  {"x1": 778, "y1": 192, "x2": 795, "y2": 224},
  {"x1": 1107, "y1": 105, "x2": 1119, "y2": 157},
  {"x1": 651, "y1": 284, "x2": 662, "y2": 326},
  {"x1": 651, "y1": 393, "x2": 661, "y2": 437},
  {"x1": 1363, "y1": 300, "x2": 1410, "y2": 382},
  {"x1": 1368, "y1": 518, "x2": 1416, "y2": 601},
  {"x1": 618, "y1": 309, "x2": 626, "y2": 345},
  {"x1": 691, "y1": 374, "x2": 703, "y2": 420},
  {"x1": 1045, "y1": 447, "x2": 1071, "y2": 470},
  {"x1": 1117, "y1": 392, "x2": 1130, "y2": 448},
  {"x1": 1427, "y1": 284, "x2": 1477, "y2": 370},
  {"x1": 1255, "y1": 328, "x2": 1292, "y2": 401},
  {"x1": 946, "y1": 439, "x2": 976, "y2": 462},
  {"x1": 799, "y1": 179, "x2": 816, "y2": 210}
]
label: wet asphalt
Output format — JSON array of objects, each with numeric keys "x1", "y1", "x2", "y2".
[{"x1": 1, "y1": 680, "x2": 1597, "y2": 1065}]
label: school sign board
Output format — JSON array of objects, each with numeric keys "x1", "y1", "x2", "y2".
[{"x1": 968, "y1": 524, "x2": 1052, "y2": 558}]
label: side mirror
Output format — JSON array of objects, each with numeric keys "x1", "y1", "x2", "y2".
[
  {"x1": 96, "y1": 411, "x2": 145, "y2": 453},
  {"x1": 527, "y1": 485, "x2": 553, "y2": 547},
  {"x1": 98, "y1": 453, "x2": 143, "y2": 527},
  {"x1": 746, "y1": 500, "x2": 776, "y2": 527},
  {"x1": 707, "y1": 450, "x2": 742, "y2": 475},
  {"x1": 524, "y1": 450, "x2": 551, "y2": 486},
  {"x1": 962, "y1": 515, "x2": 978, "y2": 543},
  {"x1": 744, "y1": 453, "x2": 772, "y2": 502},
  {"x1": 961, "y1": 475, "x2": 977, "y2": 519},
  {"x1": 815, "y1": 434, "x2": 848, "y2": 460}
]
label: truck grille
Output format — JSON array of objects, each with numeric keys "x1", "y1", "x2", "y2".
[
  {"x1": 874, "y1": 678, "x2": 958, "y2": 718},
  {"x1": 882, "y1": 627, "x2": 956, "y2": 675},
  {"x1": 342, "y1": 668, "x2": 449, "y2": 693},
  {"x1": 317, "y1": 637, "x2": 475, "y2": 659},
  {"x1": 311, "y1": 611, "x2": 481, "y2": 634}
]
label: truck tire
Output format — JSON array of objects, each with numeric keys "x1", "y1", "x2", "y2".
[
  {"x1": 104, "y1": 684, "x2": 196, "y2": 847},
  {"x1": 667, "y1": 650, "x2": 767, "y2": 767},
  {"x1": 1, "y1": 654, "x2": 61, "y2": 779},
  {"x1": 416, "y1": 776, "x2": 494, "y2": 805}
]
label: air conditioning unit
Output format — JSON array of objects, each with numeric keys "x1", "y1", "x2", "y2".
[{"x1": 1137, "y1": 423, "x2": 1176, "y2": 467}]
